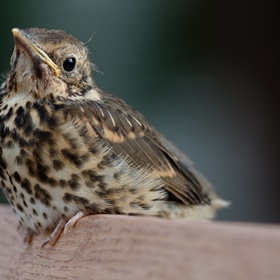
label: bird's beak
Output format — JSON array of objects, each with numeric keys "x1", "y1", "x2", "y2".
[{"x1": 11, "y1": 28, "x2": 60, "y2": 77}]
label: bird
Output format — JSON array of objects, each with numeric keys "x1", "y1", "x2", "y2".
[{"x1": 0, "y1": 27, "x2": 228, "y2": 247}]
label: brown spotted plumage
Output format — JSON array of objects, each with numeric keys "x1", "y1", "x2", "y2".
[{"x1": 0, "y1": 28, "x2": 228, "y2": 247}]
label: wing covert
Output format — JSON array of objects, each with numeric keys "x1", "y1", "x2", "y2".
[{"x1": 57, "y1": 91, "x2": 211, "y2": 205}]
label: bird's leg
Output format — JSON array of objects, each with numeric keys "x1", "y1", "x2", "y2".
[
  {"x1": 41, "y1": 216, "x2": 67, "y2": 248},
  {"x1": 18, "y1": 224, "x2": 33, "y2": 247},
  {"x1": 41, "y1": 211, "x2": 87, "y2": 248},
  {"x1": 64, "y1": 211, "x2": 87, "y2": 234},
  {"x1": 23, "y1": 228, "x2": 33, "y2": 247}
]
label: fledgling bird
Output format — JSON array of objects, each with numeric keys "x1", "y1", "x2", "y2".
[{"x1": 0, "y1": 28, "x2": 228, "y2": 247}]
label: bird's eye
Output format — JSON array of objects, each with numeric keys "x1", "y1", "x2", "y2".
[{"x1": 63, "y1": 57, "x2": 76, "y2": 72}]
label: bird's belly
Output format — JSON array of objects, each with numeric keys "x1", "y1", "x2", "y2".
[
  {"x1": 1, "y1": 135, "x2": 168, "y2": 234},
  {"x1": 0, "y1": 102, "x2": 169, "y2": 234},
  {"x1": 1, "y1": 143, "x2": 78, "y2": 233}
]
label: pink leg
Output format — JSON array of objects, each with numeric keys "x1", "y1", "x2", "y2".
[
  {"x1": 41, "y1": 217, "x2": 67, "y2": 248},
  {"x1": 41, "y1": 211, "x2": 87, "y2": 248},
  {"x1": 23, "y1": 228, "x2": 33, "y2": 247},
  {"x1": 64, "y1": 211, "x2": 87, "y2": 234}
]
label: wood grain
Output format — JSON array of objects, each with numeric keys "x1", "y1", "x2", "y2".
[{"x1": 0, "y1": 205, "x2": 279, "y2": 280}]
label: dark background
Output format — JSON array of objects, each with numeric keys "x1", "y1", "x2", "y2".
[{"x1": 0, "y1": 1, "x2": 278, "y2": 223}]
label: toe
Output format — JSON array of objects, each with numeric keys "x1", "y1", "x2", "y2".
[
  {"x1": 64, "y1": 211, "x2": 87, "y2": 234},
  {"x1": 41, "y1": 217, "x2": 67, "y2": 248}
]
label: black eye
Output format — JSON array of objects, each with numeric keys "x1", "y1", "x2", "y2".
[{"x1": 63, "y1": 57, "x2": 76, "y2": 72}]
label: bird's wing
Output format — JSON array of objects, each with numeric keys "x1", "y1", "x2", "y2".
[{"x1": 58, "y1": 91, "x2": 210, "y2": 205}]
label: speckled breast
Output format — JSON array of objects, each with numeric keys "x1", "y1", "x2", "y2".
[{"x1": 0, "y1": 89, "x2": 165, "y2": 233}]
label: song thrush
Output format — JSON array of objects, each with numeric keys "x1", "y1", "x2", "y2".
[{"x1": 0, "y1": 28, "x2": 228, "y2": 247}]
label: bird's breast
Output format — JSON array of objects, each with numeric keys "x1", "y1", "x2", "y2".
[{"x1": 0, "y1": 97, "x2": 168, "y2": 233}]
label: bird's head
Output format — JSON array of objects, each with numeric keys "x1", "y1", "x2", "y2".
[{"x1": 7, "y1": 28, "x2": 99, "y2": 101}]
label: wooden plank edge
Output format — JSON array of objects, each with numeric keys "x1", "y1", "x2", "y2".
[{"x1": 0, "y1": 205, "x2": 279, "y2": 280}]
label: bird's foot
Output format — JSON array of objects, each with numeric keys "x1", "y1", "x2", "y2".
[{"x1": 41, "y1": 211, "x2": 87, "y2": 248}]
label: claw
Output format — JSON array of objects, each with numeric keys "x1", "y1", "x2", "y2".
[{"x1": 64, "y1": 211, "x2": 87, "y2": 234}]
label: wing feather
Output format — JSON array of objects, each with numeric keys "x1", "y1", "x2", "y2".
[{"x1": 57, "y1": 91, "x2": 211, "y2": 205}]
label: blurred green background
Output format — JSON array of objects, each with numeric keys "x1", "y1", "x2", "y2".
[{"x1": 0, "y1": 1, "x2": 278, "y2": 223}]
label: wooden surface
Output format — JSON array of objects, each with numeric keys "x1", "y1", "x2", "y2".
[{"x1": 0, "y1": 205, "x2": 279, "y2": 280}]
